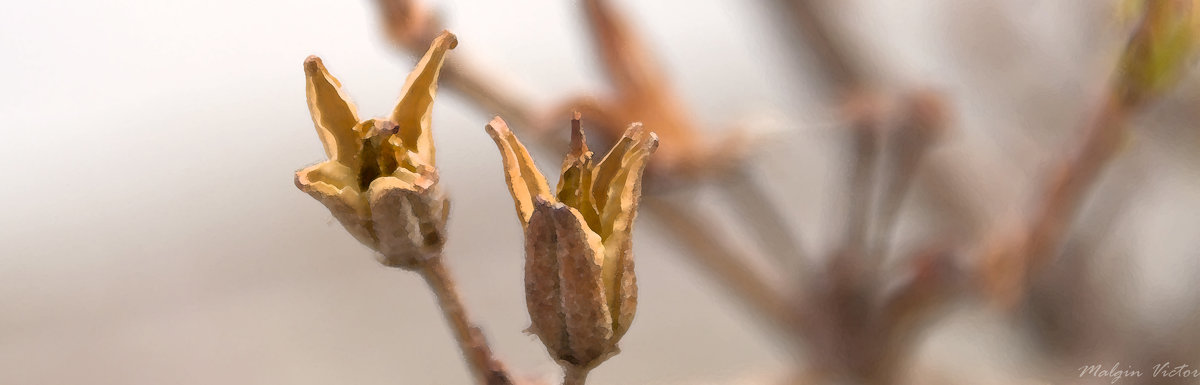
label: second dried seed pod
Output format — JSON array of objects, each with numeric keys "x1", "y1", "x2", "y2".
[{"x1": 486, "y1": 114, "x2": 657, "y2": 370}]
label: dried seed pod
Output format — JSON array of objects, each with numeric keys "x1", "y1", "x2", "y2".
[
  {"x1": 525, "y1": 198, "x2": 612, "y2": 367},
  {"x1": 487, "y1": 114, "x2": 657, "y2": 370},
  {"x1": 295, "y1": 31, "x2": 456, "y2": 269}
]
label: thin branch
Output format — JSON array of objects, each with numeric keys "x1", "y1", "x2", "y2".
[
  {"x1": 764, "y1": 0, "x2": 984, "y2": 249},
  {"x1": 715, "y1": 165, "x2": 809, "y2": 274},
  {"x1": 439, "y1": 59, "x2": 542, "y2": 134},
  {"x1": 912, "y1": 159, "x2": 990, "y2": 243},
  {"x1": 978, "y1": 0, "x2": 1197, "y2": 309},
  {"x1": 838, "y1": 93, "x2": 885, "y2": 260},
  {"x1": 877, "y1": 246, "x2": 960, "y2": 345},
  {"x1": 644, "y1": 197, "x2": 797, "y2": 334},
  {"x1": 868, "y1": 91, "x2": 947, "y2": 260},
  {"x1": 1025, "y1": 155, "x2": 1141, "y2": 360},
  {"x1": 765, "y1": 0, "x2": 866, "y2": 93},
  {"x1": 1021, "y1": 94, "x2": 1129, "y2": 274},
  {"x1": 418, "y1": 256, "x2": 515, "y2": 385},
  {"x1": 977, "y1": 97, "x2": 1131, "y2": 309}
]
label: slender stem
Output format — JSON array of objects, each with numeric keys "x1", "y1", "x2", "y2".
[
  {"x1": 838, "y1": 98, "x2": 884, "y2": 262},
  {"x1": 979, "y1": 96, "x2": 1130, "y2": 307},
  {"x1": 716, "y1": 166, "x2": 809, "y2": 274},
  {"x1": 868, "y1": 92, "x2": 946, "y2": 260},
  {"x1": 912, "y1": 156, "x2": 989, "y2": 243},
  {"x1": 765, "y1": 0, "x2": 865, "y2": 94},
  {"x1": 644, "y1": 197, "x2": 797, "y2": 334},
  {"x1": 868, "y1": 139, "x2": 919, "y2": 261},
  {"x1": 418, "y1": 256, "x2": 514, "y2": 385},
  {"x1": 439, "y1": 58, "x2": 541, "y2": 134},
  {"x1": 1021, "y1": 95, "x2": 1128, "y2": 272},
  {"x1": 768, "y1": 0, "x2": 988, "y2": 254},
  {"x1": 561, "y1": 365, "x2": 590, "y2": 385}
]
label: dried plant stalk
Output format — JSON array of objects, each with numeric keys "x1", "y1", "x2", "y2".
[
  {"x1": 643, "y1": 197, "x2": 797, "y2": 333},
  {"x1": 420, "y1": 257, "x2": 516, "y2": 385},
  {"x1": 982, "y1": 0, "x2": 1200, "y2": 308}
]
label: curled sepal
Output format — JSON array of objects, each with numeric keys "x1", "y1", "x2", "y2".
[
  {"x1": 486, "y1": 116, "x2": 553, "y2": 226},
  {"x1": 304, "y1": 56, "x2": 363, "y2": 168},
  {"x1": 594, "y1": 124, "x2": 656, "y2": 339},
  {"x1": 524, "y1": 198, "x2": 614, "y2": 368},
  {"x1": 391, "y1": 30, "x2": 458, "y2": 168},
  {"x1": 367, "y1": 174, "x2": 448, "y2": 269},
  {"x1": 295, "y1": 162, "x2": 375, "y2": 248},
  {"x1": 591, "y1": 123, "x2": 647, "y2": 217}
]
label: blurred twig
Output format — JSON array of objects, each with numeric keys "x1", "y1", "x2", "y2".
[
  {"x1": 977, "y1": 94, "x2": 1131, "y2": 308},
  {"x1": 765, "y1": 0, "x2": 866, "y2": 93},
  {"x1": 837, "y1": 92, "x2": 885, "y2": 261},
  {"x1": 758, "y1": 1, "x2": 970, "y2": 382},
  {"x1": 868, "y1": 92, "x2": 947, "y2": 261},
  {"x1": 644, "y1": 196, "x2": 797, "y2": 337},
  {"x1": 715, "y1": 166, "x2": 810, "y2": 274},
  {"x1": 980, "y1": 0, "x2": 1200, "y2": 314},
  {"x1": 761, "y1": 0, "x2": 981, "y2": 248},
  {"x1": 1022, "y1": 168, "x2": 1137, "y2": 362}
]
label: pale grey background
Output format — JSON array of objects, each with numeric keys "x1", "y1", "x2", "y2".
[{"x1": 2, "y1": 0, "x2": 1198, "y2": 384}]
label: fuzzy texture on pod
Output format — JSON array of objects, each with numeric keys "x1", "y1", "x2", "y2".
[
  {"x1": 487, "y1": 114, "x2": 657, "y2": 370},
  {"x1": 295, "y1": 31, "x2": 456, "y2": 269}
]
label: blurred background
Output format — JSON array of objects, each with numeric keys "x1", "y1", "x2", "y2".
[{"x1": 2, "y1": 0, "x2": 1199, "y2": 384}]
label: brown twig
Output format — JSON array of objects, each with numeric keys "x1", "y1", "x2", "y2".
[
  {"x1": 868, "y1": 91, "x2": 948, "y2": 260},
  {"x1": 644, "y1": 196, "x2": 797, "y2": 334},
  {"x1": 1023, "y1": 95, "x2": 1128, "y2": 273},
  {"x1": 979, "y1": 92, "x2": 1130, "y2": 308},
  {"x1": 419, "y1": 256, "x2": 515, "y2": 385},
  {"x1": 715, "y1": 166, "x2": 809, "y2": 274},
  {"x1": 440, "y1": 60, "x2": 542, "y2": 135},
  {"x1": 837, "y1": 92, "x2": 885, "y2": 261},
  {"x1": 762, "y1": 0, "x2": 981, "y2": 247},
  {"x1": 1023, "y1": 154, "x2": 1142, "y2": 363},
  {"x1": 766, "y1": 0, "x2": 866, "y2": 94},
  {"x1": 978, "y1": 0, "x2": 1193, "y2": 307},
  {"x1": 760, "y1": 2, "x2": 978, "y2": 382}
]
